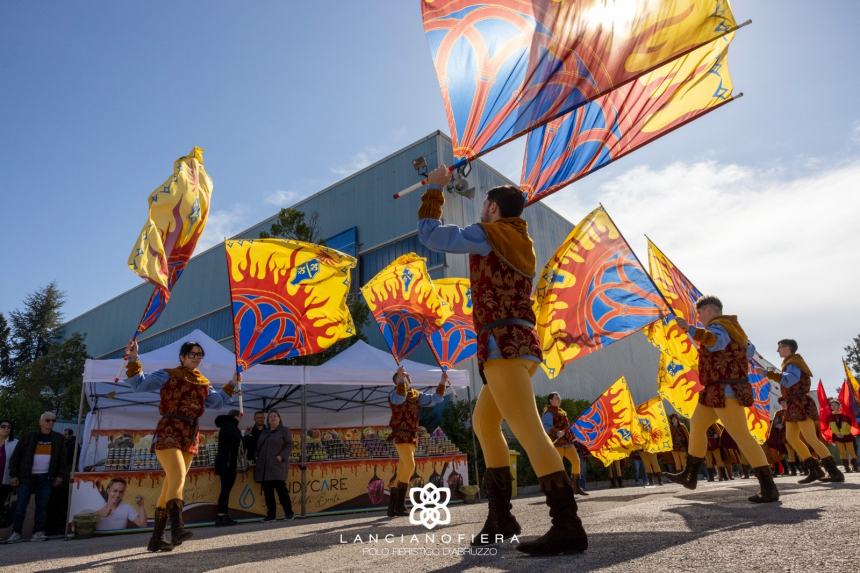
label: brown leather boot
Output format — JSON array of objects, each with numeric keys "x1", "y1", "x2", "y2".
[
  {"x1": 395, "y1": 482, "x2": 410, "y2": 516},
  {"x1": 472, "y1": 467, "x2": 521, "y2": 546},
  {"x1": 798, "y1": 457, "x2": 825, "y2": 484},
  {"x1": 819, "y1": 456, "x2": 845, "y2": 483},
  {"x1": 147, "y1": 507, "x2": 174, "y2": 552},
  {"x1": 166, "y1": 499, "x2": 193, "y2": 545},
  {"x1": 748, "y1": 466, "x2": 780, "y2": 503},
  {"x1": 516, "y1": 471, "x2": 587, "y2": 556},
  {"x1": 666, "y1": 455, "x2": 703, "y2": 490},
  {"x1": 572, "y1": 474, "x2": 589, "y2": 495},
  {"x1": 386, "y1": 486, "x2": 400, "y2": 518}
]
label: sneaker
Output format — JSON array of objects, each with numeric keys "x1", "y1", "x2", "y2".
[
  {"x1": 30, "y1": 531, "x2": 47, "y2": 542},
  {"x1": 263, "y1": 515, "x2": 276, "y2": 522},
  {"x1": 4, "y1": 532, "x2": 23, "y2": 544},
  {"x1": 278, "y1": 513, "x2": 295, "y2": 521}
]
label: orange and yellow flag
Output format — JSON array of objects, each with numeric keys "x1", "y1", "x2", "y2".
[
  {"x1": 361, "y1": 253, "x2": 452, "y2": 362},
  {"x1": 633, "y1": 397, "x2": 673, "y2": 454},
  {"x1": 572, "y1": 377, "x2": 638, "y2": 466},
  {"x1": 844, "y1": 359, "x2": 860, "y2": 403},
  {"x1": 657, "y1": 350, "x2": 702, "y2": 419}
]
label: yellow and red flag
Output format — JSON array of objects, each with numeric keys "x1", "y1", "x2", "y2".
[
  {"x1": 128, "y1": 147, "x2": 213, "y2": 333},
  {"x1": 656, "y1": 350, "x2": 702, "y2": 419},
  {"x1": 361, "y1": 253, "x2": 452, "y2": 363},
  {"x1": 428, "y1": 278, "x2": 477, "y2": 369},
  {"x1": 745, "y1": 361, "x2": 771, "y2": 445},
  {"x1": 844, "y1": 359, "x2": 860, "y2": 404},
  {"x1": 225, "y1": 239, "x2": 356, "y2": 372},
  {"x1": 534, "y1": 206, "x2": 669, "y2": 378},
  {"x1": 572, "y1": 377, "x2": 637, "y2": 466},
  {"x1": 633, "y1": 397, "x2": 673, "y2": 454}
]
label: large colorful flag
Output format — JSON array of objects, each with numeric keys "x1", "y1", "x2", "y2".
[
  {"x1": 534, "y1": 206, "x2": 668, "y2": 378},
  {"x1": 844, "y1": 359, "x2": 860, "y2": 403},
  {"x1": 128, "y1": 147, "x2": 213, "y2": 334},
  {"x1": 423, "y1": 0, "x2": 739, "y2": 160},
  {"x1": 632, "y1": 397, "x2": 673, "y2": 454},
  {"x1": 656, "y1": 350, "x2": 702, "y2": 419},
  {"x1": 572, "y1": 377, "x2": 637, "y2": 466},
  {"x1": 817, "y1": 380, "x2": 833, "y2": 443},
  {"x1": 745, "y1": 361, "x2": 771, "y2": 445},
  {"x1": 225, "y1": 239, "x2": 356, "y2": 372},
  {"x1": 522, "y1": 34, "x2": 735, "y2": 203},
  {"x1": 428, "y1": 278, "x2": 477, "y2": 369},
  {"x1": 837, "y1": 380, "x2": 860, "y2": 436},
  {"x1": 361, "y1": 253, "x2": 452, "y2": 363}
]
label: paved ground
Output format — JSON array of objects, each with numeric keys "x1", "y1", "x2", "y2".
[{"x1": 2, "y1": 473, "x2": 858, "y2": 573}]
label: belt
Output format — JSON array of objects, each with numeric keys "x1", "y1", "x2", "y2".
[{"x1": 479, "y1": 318, "x2": 535, "y2": 334}]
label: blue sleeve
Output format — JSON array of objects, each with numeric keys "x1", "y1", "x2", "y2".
[
  {"x1": 205, "y1": 386, "x2": 233, "y2": 409},
  {"x1": 780, "y1": 364, "x2": 802, "y2": 388},
  {"x1": 541, "y1": 412, "x2": 553, "y2": 431},
  {"x1": 689, "y1": 323, "x2": 730, "y2": 352},
  {"x1": 418, "y1": 389, "x2": 444, "y2": 407},
  {"x1": 389, "y1": 389, "x2": 406, "y2": 405},
  {"x1": 746, "y1": 342, "x2": 756, "y2": 360},
  {"x1": 125, "y1": 368, "x2": 170, "y2": 393},
  {"x1": 418, "y1": 219, "x2": 492, "y2": 256}
]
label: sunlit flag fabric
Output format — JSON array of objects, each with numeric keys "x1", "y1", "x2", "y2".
[
  {"x1": 746, "y1": 361, "x2": 771, "y2": 445},
  {"x1": 656, "y1": 349, "x2": 702, "y2": 418},
  {"x1": 572, "y1": 377, "x2": 637, "y2": 466},
  {"x1": 534, "y1": 206, "x2": 668, "y2": 378},
  {"x1": 632, "y1": 397, "x2": 673, "y2": 454},
  {"x1": 422, "y1": 0, "x2": 738, "y2": 160},
  {"x1": 521, "y1": 33, "x2": 735, "y2": 203},
  {"x1": 128, "y1": 147, "x2": 212, "y2": 333},
  {"x1": 844, "y1": 359, "x2": 860, "y2": 403},
  {"x1": 817, "y1": 381, "x2": 833, "y2": 443},
  {"x1": 837, "y1": 381, "x2": 860, "y2": 436},
  {"x1": 225, "y1": 239, "x2": 356, "y2": 372},
  {"x1": 361, "y1": 253, "x2": 452, "y2": 363},
  {"x1": 428, "y1": 278, "x2": 477, "y2": 369}
]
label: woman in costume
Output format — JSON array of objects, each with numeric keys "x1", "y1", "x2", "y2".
[
  {"x1": 668, "y1": 414, "x2": 689, "y2": 473},
  {"x1": 828, "y1": 399, "x2": 856, "y2": 474},
  {"x1": 125, "y1": 339, "x2": 237, "y2": 552},
  {"x1": 541, "y1": 392, "x2": 587, "y2": 495},
  {"x1": 386, "y1": 366, "x2": 447, "y2": 518}
]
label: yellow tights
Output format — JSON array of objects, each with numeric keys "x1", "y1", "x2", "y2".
[
  {"x1": 155, "y1": 448, "x2": 194, "y2": 508},
  {"x1": 556, "y1": 446, "x2": 581, "y2": 475},
  {"x1": 785, "y1": 419, "x2": 831, "y2": 460},
  {"x1": 671, "y1": 451, "x2": 687, "y2": 471},
  {"x1": 688, "y1": 399, "x2": 767, "y2": 467},
  {"x1": 473, "y1": 359, "x2": 563, "y2": 477},
  {"x1": 394, "y1": 443, "x2": 416, "y2": 483},
  {"x1": 641, "y1": 451, "x2": 661, "y2": 474}
]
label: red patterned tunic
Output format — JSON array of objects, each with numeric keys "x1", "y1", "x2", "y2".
[
  {"x1": 545, "y1": 406, "x2": 575, "y2": 446},
  {"x1": 670, "y1": 420, "x2": 689, "y2": 452},
  {"x1": 775, "y1": 355, "x2": 817, "y2": 422},
  {"x1": 693, "y1": 316, "x2": 753, "y2": 408}
]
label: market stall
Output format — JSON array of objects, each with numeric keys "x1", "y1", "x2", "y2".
[{"x1": 69, "y1": 331, "x2": 471, "y2": 533}]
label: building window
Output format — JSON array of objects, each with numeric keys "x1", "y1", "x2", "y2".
[{"x1": 360, "y1": 234, "x2": 445, "y2": 285}]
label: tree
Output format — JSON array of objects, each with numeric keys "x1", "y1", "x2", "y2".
[
  {"x1": 15, "y1": 334, "x2": 88, "y2": 420},
  {"x1": 845, "y1": 334, "x2": 860, "y2": 377},
  {"x1": 0, "y1": 313, "x2": 11, "y2": 381},
  {"x1": 260, "y1": 208, "x2": 371, "y2": 366},
  {"x1": 8, "y1": 282, "x2": 65, "y2": 380}
]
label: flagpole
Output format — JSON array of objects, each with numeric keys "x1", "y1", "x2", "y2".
[{"x1": 223, "y1": 240, "x2": 244, "y2": 416}]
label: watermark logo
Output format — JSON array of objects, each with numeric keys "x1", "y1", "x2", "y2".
[{"x1": 409, "y1": 483, "x2": 451, "y2": 530}]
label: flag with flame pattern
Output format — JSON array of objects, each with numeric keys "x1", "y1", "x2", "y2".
[
  {"x1": 225, "y1": 238, "x2": 356, "y2": 372},
  {"x1": 428, "y1": 278, "x2": 477, "y2": 369},
  {"x1": 746, "y1": 361, "x2": 771, "y2": 445},
  {"x1": 128, "y1": 147, "x2": 212, "y2": 334},
  {"x1": 534, "y1": 206, "x2": 668, "y2": 378},
  {"x1": 632, "y1": 396, "x2": 673, "y2": 454},
  {"x1": 572, "y1": 377, "x2": 637, "y2": 466},
  {"x1": 361, "y1": 253, "x2": 452, "y2": 363}
]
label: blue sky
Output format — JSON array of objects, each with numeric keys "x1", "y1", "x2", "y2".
[{"x1": 2, "y1": 1, "x2": 858, "y2": 393}]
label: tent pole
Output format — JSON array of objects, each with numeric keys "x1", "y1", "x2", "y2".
[
  {"x1": 466, "y1": 385, "x2": 480, "y2": 487},
  {"x1": 300, "y1": 369, "x2": 308, "y2": 517},
  {"x1": 65, "y1": 378, "x2": 88, "y2": 539}
]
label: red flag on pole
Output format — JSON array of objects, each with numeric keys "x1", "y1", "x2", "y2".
[
  {"x1": 816, "y1": 380, "x2": 833, "y2": 443},
  {"x1": 838, "y1": 380, "x2": 860, "y2": 436}
]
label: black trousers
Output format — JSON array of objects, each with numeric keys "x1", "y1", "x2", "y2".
[
  {"x1": 217, "y1": 471, "x2": 237, "y2": 514},
  {"x1": 261, "y1": 480, "x2": 293, "y2": 518}
]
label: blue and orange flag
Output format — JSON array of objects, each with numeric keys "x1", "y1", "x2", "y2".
[
  {"x1": 521, "y1": 33, "x2": 735, "y2": 203},
  {"x1": 361, "y1": 253, "x2": 452, "y2": 363},
  {"x1": 534, "y1": 206, "x2": 668, "y2": 378},
  {"x1": 633, "y1": 397, "x2": 673, "y2": 454},
  {"x1": 428, "y1": 278, "x2": 477, "y2": 369},
  {"x1": 128, "y1": 147, "x2": 213, "y2": 334},
  {"x1": 422, "y1": 0, "x2": 739, "y2": 160},
  {"x1": 572, "y1": 377, "x2": 637, "y2": 467},
  {"x1": 746, "y1": 361, "x2": 771, "y2": 445},
  {"x1": 225, "y1": 239, "x2": 356, "y2": 372}
]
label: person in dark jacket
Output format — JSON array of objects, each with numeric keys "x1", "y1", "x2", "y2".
[
  {"x1": 214, "y1": 409, "x2": 243, "y2": 526},
  {"x1": 253, "y1": 411, "x2": 293, "y2": 521},
  {"x1": 6, "y1": 412, "x2": 66, "y2": 543},
  {"x1": 242, "y1": 411, "x2": 267, "y2": 463}
]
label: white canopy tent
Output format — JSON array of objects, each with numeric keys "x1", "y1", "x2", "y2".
[{"x1": 77, "y1": 330, "x2": 471, "y2": 470}]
